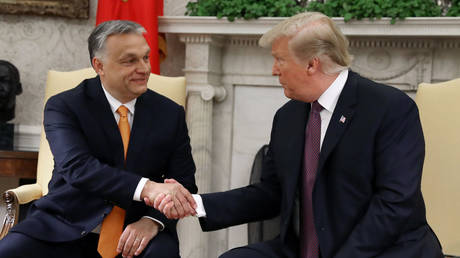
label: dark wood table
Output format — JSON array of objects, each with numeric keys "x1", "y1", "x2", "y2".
[{"x1": 0, "y1": 150, "x2": 38, "y2": 179}]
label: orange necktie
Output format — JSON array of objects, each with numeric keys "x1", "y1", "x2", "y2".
[{"x1": 97, "y1": 105, "x2": 130, "y2": 258}]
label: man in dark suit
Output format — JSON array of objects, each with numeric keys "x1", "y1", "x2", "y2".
[
  {"x1": 156, "y1": 12, "x2": 443, "y2": 258},
  {"x1": 0, "y1": 20, "x2": 197, "y2": 258}
]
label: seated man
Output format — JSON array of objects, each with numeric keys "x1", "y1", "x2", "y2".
[
  {"x1": 0, "y1": 60, "x2": 22, "y2": 122},
  {"x1": 155, "y1": 12, "x2": 443, "y2": 258},
  {"x1": 0, "y1": 20, "x2": 197, "y2": 258}
]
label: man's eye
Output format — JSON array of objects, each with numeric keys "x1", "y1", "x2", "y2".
[{"x1": 123, "y1": 59, "x2": 135, "y2": 64}]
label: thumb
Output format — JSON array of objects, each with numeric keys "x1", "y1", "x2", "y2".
[{"x1": 164, "y1": 178, "x2": 178, "y2": 184}]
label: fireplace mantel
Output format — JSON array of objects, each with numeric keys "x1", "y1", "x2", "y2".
[{"x1": 159, "y1": 16, "x2": 460, "y2": 37}]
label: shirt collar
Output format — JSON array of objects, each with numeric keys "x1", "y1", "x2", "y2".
[
  {"x1": 317, "y1": 69, "x2": 349, "y2": 113},
  {"x1": 101, "y1": 83, "x2": 137, "y2": 115}
]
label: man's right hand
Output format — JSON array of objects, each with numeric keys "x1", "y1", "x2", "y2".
[{"x1": 141, "y1": 179, "x2": 196, "y2": 219}]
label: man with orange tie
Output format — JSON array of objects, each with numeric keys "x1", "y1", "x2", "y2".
[{"x1": 0, "y1": 20, "x2": 197, "y2": 258}]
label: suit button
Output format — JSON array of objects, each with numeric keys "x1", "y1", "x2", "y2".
[
  {"x1": 161, "y1": 174, "x2": 165, "y2": 178},
  {"x1": 321, "y1": 227, "x2": 325, "y2": 231},
  {"x1": 81, "y1": 231, "x2": 86, "y2": 235}
]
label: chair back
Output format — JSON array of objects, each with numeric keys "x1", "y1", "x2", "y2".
[
  {"x1": 38, "y1": 68, "x2": 186, "y2": 195},
  {"x1": 247, "y1": 145, "x2": 281, "y2": 244},
  {"x1": 416, "y1": 79, "x2": 460, "y2": 256}
]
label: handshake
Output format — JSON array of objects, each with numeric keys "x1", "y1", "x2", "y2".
[{"x1": 140, "y1": 178, "x2": 197, "y2": 219}]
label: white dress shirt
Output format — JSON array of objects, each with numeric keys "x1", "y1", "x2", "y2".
[
  {"x1": 100, "y1": 84, "x2": 164, "y2": 230},
  {"x1": 316, "y1": 69, "x2": 349, "y2": 149},
  {"x1": 192, "y1": 69, "x2": 349, "y2": 217}
]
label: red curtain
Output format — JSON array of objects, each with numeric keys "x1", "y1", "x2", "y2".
[{"x1": 96, "y1": 0, "x2": 166, "y2": 74}]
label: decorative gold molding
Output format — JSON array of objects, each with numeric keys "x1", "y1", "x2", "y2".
[{"x1": 0, "y1": 0, "x2": 89, "y2": 19}]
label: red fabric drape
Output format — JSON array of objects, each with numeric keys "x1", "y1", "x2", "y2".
[{"x1": 96, "y1": 0, "x2": 165, "y2": 74}]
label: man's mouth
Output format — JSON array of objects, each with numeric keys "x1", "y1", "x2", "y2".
[{"x1": 131, "y1": 78, "x2": 148, "y2": 84}]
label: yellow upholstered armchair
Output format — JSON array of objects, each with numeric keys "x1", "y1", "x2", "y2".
[
  {"x1": 0, "y1": 68, "x2": 186, "y2": 239},
  {"x1": 416, "y1": 79, "x2": 460, "y2": 257}
]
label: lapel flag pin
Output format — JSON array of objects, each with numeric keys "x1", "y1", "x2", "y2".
[{"x1": 339, "y1": 115, "x2": 346, "y2": 123}]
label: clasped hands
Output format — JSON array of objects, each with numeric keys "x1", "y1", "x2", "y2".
[
  {"x1": 117, "y1": 179, "x2": 194, "y2": 257},
  {"x1": 141, "y1": 179, "x2": 196, "y2": 219}
]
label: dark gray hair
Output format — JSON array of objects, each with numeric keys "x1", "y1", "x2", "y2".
[{"x1": 88, "y1": 20, "x2": 146, "y2": 65}]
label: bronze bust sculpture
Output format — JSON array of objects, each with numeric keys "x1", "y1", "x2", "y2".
[{"x1": 0, "y1": 60, "x2": 22, "y2": 122}]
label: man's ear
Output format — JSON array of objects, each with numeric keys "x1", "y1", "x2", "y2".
[
  {"x1": 305, "y1": 57, "x2": 320, "y2": 75},
  {"x1": 15, "y1": 82, "x2": 22, "y2": 95},
  {"x1": 92, "y1": 57, "x2": 104, "y2": 75}
]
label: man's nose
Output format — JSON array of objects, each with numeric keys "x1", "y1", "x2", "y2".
[
  {"x1": 272, "y1": 63, "x2": 280, "y2": 76},
  {"x1": 137, "y1": 59, "x2": 150, "y2": 73}
]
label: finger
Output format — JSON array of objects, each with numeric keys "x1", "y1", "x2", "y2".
[
  {"x1": 179, "y1": 186, "x2": 197, "y2": 209},
  {"x1": 122, "y1": 233, "x2": 136, "y2": 257},
  {"x1": 135, "y1": 237, "x2": 149, "y2": 256},
  {"x1": 184, "y1": 196, "x2": 197, "y2": 215},
  {"x1": 157, "y1": 194, "x2": 172, "y2": 211},
  {"x1": 127, "y1": 236, "x2": 142, "y2": 257},
  {"x1": 182, "y1": 200, "x2": 196, "y2": 216},
  {"x1": 117, "y1": 229, "x2": 130, "y2": 253},
  {"x1": 170, "y1": 205, "x2": 180, "y2": 219},
  {"x1": 164, "y1": 178, "x2": 177, "y2": 184},
  {"x1": 173, "y1": 187, "x2": 189, "y2": 209},
  {"x1": 177, "y1": 186, "x2": 198, "y2": 213},
  {"x1": 163, "y1": 202, "x2": 175, "y2": 219},
  {"x1": 172, "y1": 195, "x2": 185, "y2": 218},
  {"x1": 153, "y1": 193, "x2": 166, "y2": 209},
  {"x1": 144, "y1": 197, "x2": 152, "y2": 207},
  {"x1": 144, "y1": 196, "x2": 156, "y2": 207}
]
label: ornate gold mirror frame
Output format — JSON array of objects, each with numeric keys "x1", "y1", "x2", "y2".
[{"x1": 0, "y1": 0, "x2": 89, "y2": 19}]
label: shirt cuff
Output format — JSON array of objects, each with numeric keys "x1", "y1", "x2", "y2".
[
  {"x1": 193, "y1": 194, "x2": 207, "y2": 217},
  {"x1": 142, "y1": 216, "x2": 165, "y2": 231},
  {"x1": 134, "y1": 177, "x2": 148, "y2": 201}
]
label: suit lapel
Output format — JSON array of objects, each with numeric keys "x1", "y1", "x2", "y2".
[
  {"x1": 86, "y1": 77, "x2": 124, "y2": 165},
  {"x1": 125, "y1": 91, "x2": 151, "y2": 172},
  {"x1": 317, "y1": 71, "x2": 358, "y2": 174},
  {"x1": 284, "y1": 101, "x2": 309, "y2": 223}
]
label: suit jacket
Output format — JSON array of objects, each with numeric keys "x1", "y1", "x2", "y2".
[
  {"x1": 12, "y1": 76, "x2": 197, "y2": 242},
  {"x1": 200, "y1": 71, "x2": 442, "y2": 257}
]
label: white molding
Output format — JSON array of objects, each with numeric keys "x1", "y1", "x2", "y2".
[
  {"x1": 159, "y1": 16, "x2": 460, "y2": 37},
  {"x1": 13, "y1": 125, "x2": 41, "y2": 152}
]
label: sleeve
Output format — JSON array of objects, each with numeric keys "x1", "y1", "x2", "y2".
[
  {"x1": 198, "y1": 112, "x2": 282, "y2": 231},
  {"x1": 44, "y1": 95, "x2": 141, "y2": 209},
  {"x1": 334, "y1": 95, "x2": 426, "y2": 257},
  {"x1": 144, "y1": 106, "x2": 198, "y2": 229}
]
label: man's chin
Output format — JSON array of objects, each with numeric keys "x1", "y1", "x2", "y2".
[
  {"x1": 283, "y1": 88, "x2": 293, "y2": 99},
  {"x1": 138, "y1": 85, "x2": 148, "y2": 94}
]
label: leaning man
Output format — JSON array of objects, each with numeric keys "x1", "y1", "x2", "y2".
[
  {"x1": 156, "y1": 12, "x2": 444, "y2": 258},
  {"x1": 0, "y1": 20, "x2": 197, "y2": 258}
]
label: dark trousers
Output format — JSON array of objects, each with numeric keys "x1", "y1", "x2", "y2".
[{"x1": 0, "y1": 231, "x2": 179, "y2": 258}]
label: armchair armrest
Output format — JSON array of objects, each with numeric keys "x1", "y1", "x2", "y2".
[
  {"x1": 8, "y1": 183, "x2": 42, "y2": 204},
  {"x1": 0, "y1": 183, "x2": 43, "y2": 239}
]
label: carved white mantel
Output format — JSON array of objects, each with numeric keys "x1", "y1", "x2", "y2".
[{"x1": 159, "y1": 16, "x2": 460, "y2": 258}]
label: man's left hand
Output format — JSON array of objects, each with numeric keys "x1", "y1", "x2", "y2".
[{"x1": 117, "y1": 217, "x2": 159, "y2": 258}]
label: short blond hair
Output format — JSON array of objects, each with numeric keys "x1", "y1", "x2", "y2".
[{"x1": 259, "y1": 12, "x2": 352, "y2": 74}]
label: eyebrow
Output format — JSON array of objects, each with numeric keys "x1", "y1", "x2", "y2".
[{"x1": 119, "y1": 49, "x2": 150, "y2": 60}]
